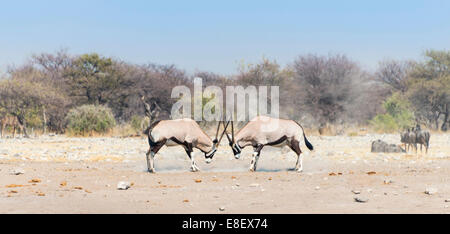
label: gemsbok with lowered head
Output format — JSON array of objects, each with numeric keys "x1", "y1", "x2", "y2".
[
  {"x1": 143, "y1": 119, "x2": 227, "y2": 173},
  {"x1": 223, "y1": 116, "x2": 314, "y2": 172}
]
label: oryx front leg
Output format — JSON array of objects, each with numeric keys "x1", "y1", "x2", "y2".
[
  {"x1": 190, "y1": 157, "x2": 200, "y2": 172},
  {"x1": 185, "y1": 145, "x2": 200, "y2": 172},
  {"x1": 249, "y1": 145, "x2": 263, "y2": 172},
  {"x1": 249, "y1": 152, "x2": 259, "y2": 172}
]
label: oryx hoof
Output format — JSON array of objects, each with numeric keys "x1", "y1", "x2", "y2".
[
  {"x1": 147, "y1": 169, "x2": 155, "y2": 173},
  {"x1": 249, "y1": 167, "x2": 256, "y2": 172},
  {"x1": 295, "y1": 168, "x2": 303, "y2": 173},
  {"x1": 191, "y1": 167, "x2": 200, "y2": 172}
]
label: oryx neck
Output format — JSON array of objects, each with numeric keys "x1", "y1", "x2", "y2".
[
  {"x1": 236, "y1": 140, "x2": 249, "y2": 149},
  {"x1": 195, "y1": 141, "x2": 213, "y2": 154}
]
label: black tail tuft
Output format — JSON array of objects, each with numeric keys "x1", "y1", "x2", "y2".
[{"x1": 304, "y1": 133, "x2": 314, "y2": 151}]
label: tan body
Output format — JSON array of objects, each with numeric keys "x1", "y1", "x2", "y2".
[
  {"x1": 227, "y1": 116, "x2": 314, "y2": 172},
  {"x1": 0, "y1": 115, "x2": 24, "y2": 138},
  {"x1": 145, "y1": 118, "x2": 217, "y2": 173},
  {"x1": 235, "y1": 116, "x2": 306, "y2": 148}
]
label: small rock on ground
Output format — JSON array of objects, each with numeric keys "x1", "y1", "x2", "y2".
[
  {"x1": 425, "y1": 188, "x2": 437, "y2": 195},
  {"x1": 354, "y1": 197, "x2": 369, "y2": 203},
  {"x1": 10, "y1": 168, "x2": 25, "y2": 175},
  {"x1": 384, "y1": 179, "x2": 393, "y2": 184},
  {"x1": 351, "y1": 190, "x2": 361, "y2": 194},
  {"x1": 117, "y1": 181, "x2": 131, "y2": 190}
]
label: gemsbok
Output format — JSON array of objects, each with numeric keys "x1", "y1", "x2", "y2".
[
  {"x1": 223, "y1": 116, "x2": 314, "y2": 172},
  {"x1": 0, "y1": 115, "x2": 25, "y2": 138},
  {"x1": 414, "y1": 124, "x2": 430, "y2": 154},
  {"x1": 400, "y1": 128, "x2": 416, "y2": 152},
  {"x1": 143, "y1": 119, "x2": 227, "y2": 173}
]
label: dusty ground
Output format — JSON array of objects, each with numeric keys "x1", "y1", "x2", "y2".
[{"x1": 0, "y1": 133, "x2": 449, "y2": 214}]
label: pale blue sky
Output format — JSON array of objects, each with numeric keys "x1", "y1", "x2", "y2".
[{"x1": 0, "y1": 0, "x2": 449, "y2": 75}]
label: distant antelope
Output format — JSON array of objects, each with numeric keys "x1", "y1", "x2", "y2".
[
  {"x1": 223, "y1": 116, "x2": 314, "y2": 172},
  {"x1": 414, "y1": 125, "x2": 430, "y2": 153},
  {"x1": 400, "y1": 128, "x2": 416, "y2": 152},
  {"x1": 143, "y1": 119, "x2": 226, "y2": 173},
  {"x1": 400, "y1": 129, "x2": 408, "y2": 151},
  {"x1": 0, "y1": 115, "x2": 24, "y2": 138}
]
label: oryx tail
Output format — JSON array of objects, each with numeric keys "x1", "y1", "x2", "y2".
[{"x1": 294, "y1": 121, "x2": 314, "y2": 151}]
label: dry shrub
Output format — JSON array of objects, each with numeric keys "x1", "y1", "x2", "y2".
[
  {"x1": 66, "y1": 105, "x2": 116, "y2": 136},
  {"x1": 318, "y1": 125, "x2": 336, "y2": 136},
  {"x1": 110, "y1": 124, "x2": 140, "y2": 138}
]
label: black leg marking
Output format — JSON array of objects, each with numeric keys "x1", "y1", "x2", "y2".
[
  {"x1": 249, "y1": 144, "x2": 264, "y2": 172},
  {"x1": 289, "y1": 140, "x2": 303, "y2": 172},
  {"x1": 146, "y1": 139, "x2": 166, "y2": 173},
  {"x1": 184, "y1": 143, "x2": 200, "y2": 172}
]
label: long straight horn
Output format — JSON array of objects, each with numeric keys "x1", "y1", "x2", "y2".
[
  {"x1": 223, "y1": 121, "x2": 232, "y2": 144},
  {"x1": 218, "y1": 121, "x2": 230, "y2": 145},
  {"x1": 214, "y1": 121, "x2": 221, "y2": 141},
  {"x1": 231, "y1": 121, "x2": 235, "y2": 143}
]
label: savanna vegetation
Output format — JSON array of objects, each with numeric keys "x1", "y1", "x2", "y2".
[{"x1": 0, "y1": 49, "x2": 448, "y2": 136}]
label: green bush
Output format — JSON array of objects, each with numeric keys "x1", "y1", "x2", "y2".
[
  {"x1": 24, "y1": 107, "x2": 43, "y2": 129},
  {"x1": 66, "y1": 105, "x2": 116, "y2": 136},
  {"x1": 370, "y1": 93, "x2": 414, "y2": 132},
  {"x1": 370, "y1": 114, "x2": 398, "y2": 132}
]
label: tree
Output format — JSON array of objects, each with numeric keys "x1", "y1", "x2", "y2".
[
  {"x1": 291, "y1": 54, "x2": 375, "y2": 126},
  {"x1": 0, "y1": 79, "x2": 67, "y2": 136},
  {"x1": 376, "y1": 59, "x2": 414, "y2": 93},
  {"x1": 406, "y1": 50, "x2": 450, "y2": 130},
  {"x1": 67, "y1": 53, "x2": 116, "y2": 105},
  {"x1": 236, "y1": 58, "x2": 289, "y2": 87}
]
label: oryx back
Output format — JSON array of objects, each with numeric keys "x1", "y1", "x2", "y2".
[{"x1": 236, "y1": 116, "x2": 309, "y2": 149}]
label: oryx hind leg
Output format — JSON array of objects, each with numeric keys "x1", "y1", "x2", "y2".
[
  {"x1": 289, "y1": 140, "x2": 303, "y2": 172},
  {"x1": 145, "y1": 149, "x2": 154, "y2": 173},
  {"x1": 146, "y1": 140, "x2": 166, "y2": 173}
]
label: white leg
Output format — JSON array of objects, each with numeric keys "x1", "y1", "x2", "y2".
[
  {"x1": 191, "y1": 157, "x2": 200, "y2": 172},
  {"x1": 146, "y1": 150, "x2": 155, "y2": 173},
  {"x1": 249, "y1": 152, "x2": 258, "y2": 172},
  {"x1": 150, "y1": 152, "x2": 156, "y2": 172},
  {"x1": 254, "y1": 155, "x2": 260, "y2": 171},
  {"x1": 295, "y1": 153, "x2": 303, "y2": 172}
]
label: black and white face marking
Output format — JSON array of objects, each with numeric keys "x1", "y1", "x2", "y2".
[
  {"x1": 231, "y1": 142, "x2": 242, "y2": 159},
  {"x1": 204, "y1": 139, "x2": 219, "y2": 164},
  {"x1": 204, "y1": 148, "x2": 217, "y2": 164}
]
